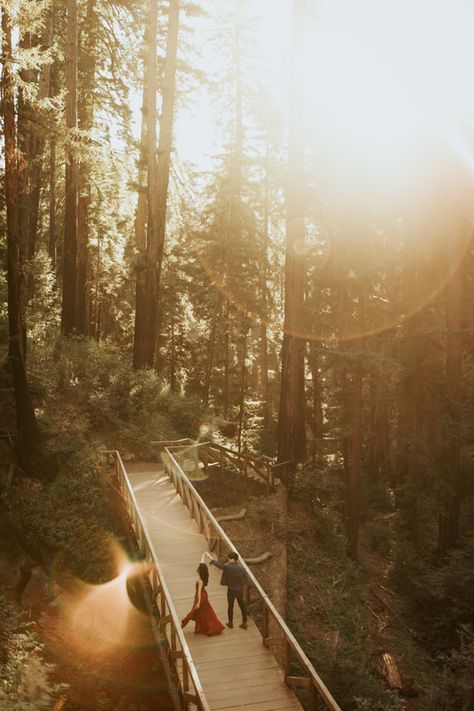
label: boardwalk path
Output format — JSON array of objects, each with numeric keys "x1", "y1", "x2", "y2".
[{"x1": 127, "y1": 461, "x2": 302, "y2": 711}]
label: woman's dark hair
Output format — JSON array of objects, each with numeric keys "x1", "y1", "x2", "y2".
[{"x1": 197, "y1": 563, "x2": 209, "y2": 586}]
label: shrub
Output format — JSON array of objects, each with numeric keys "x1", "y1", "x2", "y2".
[
  {"x1": 20, "y1": 451, "x2": 121, "y2": 584},
  {"x1": 0, "y1": 596, "x2": 62, "y2": 710},
  {"x1": 391, "y1": 533, "x2": 474, "y2": 652},
  {"x1": 365, "y1": 521, "x2": 392, "y2": 557},
  {"x1": 428, "y1": 626, "x2": 474, "y2": 711}
]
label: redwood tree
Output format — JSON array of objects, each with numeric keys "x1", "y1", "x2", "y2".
[
  {"x1": 2, "y1": 7, "x2": 41, "y2": 474},
  {"x1": 61, "y1": 0, "x2": 78, "y2": 334},
  {"x1": 134, "y1": 0, "x2": 181, "y2": 369},
  {"x1": 277, "y1": 0, "x2": 307, "y2": 465}
]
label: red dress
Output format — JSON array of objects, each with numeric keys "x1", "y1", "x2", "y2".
[{"x1": 181, "y1": 582, "x2": 224, "y2": 635}]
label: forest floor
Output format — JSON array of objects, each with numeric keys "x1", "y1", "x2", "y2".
[{"x1": 195, "y1": 469, "x2": 436, "y2": 710}]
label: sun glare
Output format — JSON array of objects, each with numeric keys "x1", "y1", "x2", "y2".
[{"x1": 305, "y1": 0, "x2": 474, "y2": 188}]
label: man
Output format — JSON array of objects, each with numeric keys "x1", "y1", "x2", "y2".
[{"x1": 204, "y1": 550, "x2": 248, "y2": 629}]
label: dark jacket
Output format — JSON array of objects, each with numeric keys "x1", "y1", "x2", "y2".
[{"x1": 210, "y1": 560, "x2": 247, "y2": 591}]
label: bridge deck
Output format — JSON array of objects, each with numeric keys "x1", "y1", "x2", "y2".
[{"x1": 127, "y1": 461, "x2": 302, "y2": 711}]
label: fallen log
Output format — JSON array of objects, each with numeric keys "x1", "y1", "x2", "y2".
[
  {"x1": 382, "y1": 652, "x2": 403, "y2": 689},
  {"x1": 244, "y1": 551, "x2": 272, "y2": 564},
  {"x1": 216, "y1": 508, "x2": 246, "y2": 522}
]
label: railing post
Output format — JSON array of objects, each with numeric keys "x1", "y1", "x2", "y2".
[
  {"x1": 310, "y1": 682, "x2": 319, "y2": 710},
  {"x1": 203, "y1": 443, "x2": 209, "y2": 471},
  {"x1": 284, "y1": 639, "x2": 290, "y2": 677},
  {"x1": 263, "y1": 604, "x2": 269, "y2": 642},
  {"x1": 220, "y1": 447, "x2": 224, "y2": 476}
]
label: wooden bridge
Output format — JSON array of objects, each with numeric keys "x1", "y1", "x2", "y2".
[{"x1": 108, "y1": 440, "x2": 340, "y2": 711}]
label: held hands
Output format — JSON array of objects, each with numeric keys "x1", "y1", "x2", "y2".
[{"x1": 200, "y1": 551, "x2": 215, "y2": 563}]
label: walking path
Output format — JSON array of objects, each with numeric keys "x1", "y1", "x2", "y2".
[{"x1": 126, "y1": 461, "x2": 302, "y2": 711}]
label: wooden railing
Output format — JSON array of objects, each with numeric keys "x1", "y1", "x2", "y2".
[
  {"x1": 107, "y1": 450, "x2": 210, "y2": 711},
  {"x1": 152, "y1": 438, "x2": 291, "y2": 492},
  {"x1": 162, "y1": 447, "x2": 341, "y2": 711}
]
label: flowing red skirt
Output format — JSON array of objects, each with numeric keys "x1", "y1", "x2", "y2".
[{"x1": 181, "y1": 583, "x2": 224, "y2": 635}]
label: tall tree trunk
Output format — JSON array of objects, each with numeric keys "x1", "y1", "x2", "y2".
[
  {"x1": 237, "y1": 316, "x2": 248, "y2": 454},
  {"x1": 2, "y1": 9, "x2": 41, "y2": 473},
  {"x1": 61, "y1": 0, "x2": 78, "y2": 334},
  {"x1": 260, "y1": 138, "x2": 270, "y2": 427},
  {"x1": 309, "y1": 343, "x2": 323, "y2": 460},
  {"x1": 76, "y1": 0, "x2": 96, "y2": 334},
  {"x1": 203, "y1": 23, "x2": 243, "y2": 406},
  {"x1": 202, "y1": 295, "x2": 221, "y2": 405},
  {"x1": 223, "y1": 304, "x2": 230, "y2": 419},
  {"x1": 133, "y1": 23, "x2": 149, "y2": 368},
  {"x1": 48, "y1": 137, "x2": 57, "y2": 271},
  {"x1": 134, "y1": 0, "x2": 180, "y2": 368},
  {"x1": 345, "y1": 283, "x2": 365, "y2": 561},
  {"x1": 48, "y1": 29, "x2": 58, "y2": 275},
  {"x1": 438, "y1": 217, "x2": 465, "y2": 555},
  {"x1": 278, "y1": 0, "x2": 306, "y2": 465},
  {"x1": 169, "y1": 311, "x2": 177, "y2": 392},
  {"x1": 346, "y1": 354, "x2": 363, "y2": 561}
]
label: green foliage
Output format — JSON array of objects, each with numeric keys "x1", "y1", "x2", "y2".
[
  {"x1": 289, "y1": 462, "x2": 346, "y2": 546},
  {"x1": 0, "y1": 596, "x2": 62, "y2": 710},
  {"x1": 159, "y1": 391, "x2": 207, "y2": 439},
  {"x1": 27, "y1": 250, "x2": 60, "y2": 346},
  {"x1": 20, "y1": 451, "x2": 120, "y2": 583},
  {"x1": 391, "y1": 533, "x2": 474, "y2": 652},
  {"x1": 365, "y1": 520, "x2": 392, "y2": 557},
  {"x1": 31, "y1": 336, "x2": 173, "y2": 458},
  {"x1": 429, "y1": 626, "x2": 474, "y2": 711}
]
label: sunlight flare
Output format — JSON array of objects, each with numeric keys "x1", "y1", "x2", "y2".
[{"x1": 305, "y1": 0, "x2": 474, "y2": 190}]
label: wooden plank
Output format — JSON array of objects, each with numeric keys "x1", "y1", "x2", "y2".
[
  {"x1": 285, "y1": 676, "x2": 311, "y2": 689},
  {"x1": 206, "y1": 683, "x2": 297, "y2": 705},
  {"x1": 197, "y1": 663, "x2": 281, "y2": 685},
  {"x1": 212, "y1": 694, "x2": 301, "y2": 711},
  {"x1": 214, "y1": 704, "x2": 300, "y2": 711}
]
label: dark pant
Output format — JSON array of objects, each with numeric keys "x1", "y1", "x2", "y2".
[{"x1": 227, "y1": 588, "x2": 247, "y2": 624}]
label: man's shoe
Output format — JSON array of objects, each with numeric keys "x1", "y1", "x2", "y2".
[
  {"x1": 239, "y1": 622, "x2": 248, "y2": 629},
  {"x1": 226, "y1": 622, "x2": 233, "y2": 628}
]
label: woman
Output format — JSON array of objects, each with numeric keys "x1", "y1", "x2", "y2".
[{"x1": 181, "y1": 562, "x2": 224, "y2": 635}]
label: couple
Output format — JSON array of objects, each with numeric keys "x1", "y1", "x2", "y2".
[{"x1": 181, "y1": 550, "x2": 248, "y2": 635}]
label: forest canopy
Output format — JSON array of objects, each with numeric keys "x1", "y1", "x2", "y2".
[{"x1": 1, "y1": 0, "x2": 474, "y2": 709}]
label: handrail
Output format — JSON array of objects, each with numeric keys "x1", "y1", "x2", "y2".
[
  {"x1": 106, "y1": 450, "x2": 211, "y2": 711},
  {"x1": 152, "y1": 438, "x2": 285, "y2": 490},
  {"x1": 163, "y1": 448, "x2": 341, "y2": 711}
]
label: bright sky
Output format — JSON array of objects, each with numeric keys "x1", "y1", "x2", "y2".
[
  {"x1": 306, "y1": 0, "x2": 474, "y2": 207},
  {"x1": 173, "y1": 0, "x2": 474, "y2": 204},
  {"x1": 174, "y1": 0, "x2": 291, "y2": 169}
]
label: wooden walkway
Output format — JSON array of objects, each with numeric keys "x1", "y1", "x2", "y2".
[{"x1": 127, "y1": 461, "x2": 302, "y2": 711}]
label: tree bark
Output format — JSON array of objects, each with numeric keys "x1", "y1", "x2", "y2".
[
  {"x1": 278, "y1": 0, "x2": 307, "y2": 465},
  {"x1": 76, "y1": 0, "x2": 97, "y2": 334},
  {"x1": 134, "y1": 0, "x2": 180, "y2": 368},
  {"x1": 237, "y1": 315, "x2": 248, "y2": 454},
  {"x1": 438, "y1": 217, "x2": 466, "y2": 555},
  {"x1": 2, "y1": 8, "x2": 41, "y2": 474},
  {"x1": 309, "y1": 343, "x2": 324, "y2": 459},
  {"x1": 61, "y1": 0, "x2": 78, "y2": 335},
  {"x1": 346, "y1": 354, "x2": 363, "y2": 561},
  {"x1": 260, "y1": 138, "x2": 271, "y2": 427},
  {"x1": 133, "y1": 21, "x2": 149, "y2": 368},
  {"x1": 48, "y1": 137, "x2": 57, "y2": 271}
]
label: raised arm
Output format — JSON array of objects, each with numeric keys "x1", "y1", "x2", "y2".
[
  {"x1": 209, "y1": 560, "x2": 227, "y2": 571},
  {"x1": 196, "y1": 580, "x2": 203, "y2": 607}
]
